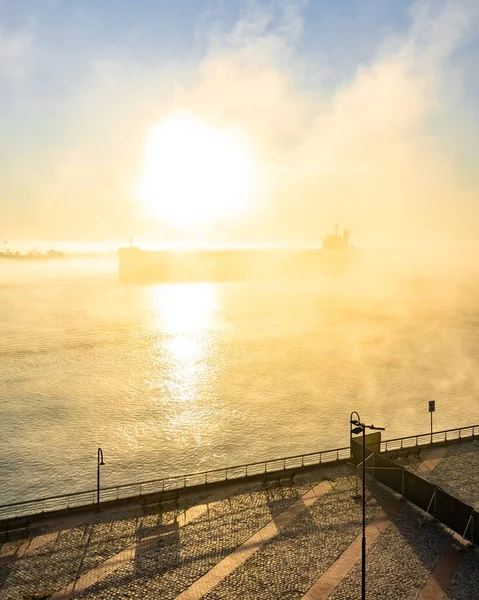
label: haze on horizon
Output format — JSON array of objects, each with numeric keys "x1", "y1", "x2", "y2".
[{"x1": 1, "y1": 0, "x2": 479, "y2": 249}]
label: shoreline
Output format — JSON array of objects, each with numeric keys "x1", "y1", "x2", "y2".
[{"x1": 1, "y1": 422, "x2": 477, "y2": 526}]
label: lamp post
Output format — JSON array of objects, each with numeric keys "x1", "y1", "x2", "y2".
[
  {"x1": 97, "y1": 448, "x2": 105, "y2": 512},
  {"x1": 350, "y1": 411, "x2": 362, "y2": 498},
  {"x1": 350, "y1": 417, "x2": 385, "y2": 600},
  {"x1": 350, "y1": 411, "x2": 361, "y2": 461}
]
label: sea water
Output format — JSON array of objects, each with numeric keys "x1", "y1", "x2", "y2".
[{"x1": 1, "y1": 253, "x2": 479, "y2": 505}]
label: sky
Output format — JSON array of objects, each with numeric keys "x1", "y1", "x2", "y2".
[{"x1": 1, "y1": 0, "x2": 479, "y2": 246}]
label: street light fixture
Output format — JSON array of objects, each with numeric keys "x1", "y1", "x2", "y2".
[
  {"x1": 350, "y1": 411, "x2": 363, "y2": 498},
  {"x1": 349, "y1": 414, "x2": 385, "y2": 600},
  {"x1": 97, "y1": 448, "x2": 105, "y2": 512}
]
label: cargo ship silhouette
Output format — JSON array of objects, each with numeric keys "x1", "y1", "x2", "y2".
[{"x1": 119, "y1": 225, "x2": 358, "y2": 283}]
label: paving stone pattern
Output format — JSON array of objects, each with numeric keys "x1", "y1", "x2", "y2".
[
  {"x1": 420, "y1": 442, "x2": 479, "y2": 510},
  {"x1": 71, "y1": 480, "x2": 314, "y2": 599},
  {"x1": 398, "y1": 454, "x2": 424, "y2": 474},
  {"x1": 329, "y1": 502, "x2": 451, "y2": 600},
  {"x1": 0, "y1": 541, "x2": 21, "y2": 559},
  {"x1": 0, "y1": 502, "x2": 187, "y2": 600},
  {"x1": 445, "y1": 548, "x2": 479, "y2": 600},
  {"x1": 202, "y1": 477, "x2": 394, "y2": 600},
  {"x1": 2, "y1": 448, "x2": 479, "y2": 600}
]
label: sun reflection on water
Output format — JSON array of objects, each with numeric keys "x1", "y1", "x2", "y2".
[
  {"x1": 146, "y1": 283, "x2": 220, "y2": 444},
  {"x1": 158, "y1": 282, "x2": 218, "y2": 334}
]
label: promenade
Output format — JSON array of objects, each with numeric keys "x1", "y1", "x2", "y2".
[{"x1": 1, "y1": 442, "x2": 479, "y2": 599}]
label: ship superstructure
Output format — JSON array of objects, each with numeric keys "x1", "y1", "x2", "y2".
[
  {"x1": 119, "y1": 226, "x2": 357, "y2": 283},
  {"x1": 321, "y1": 224, "x2": 353, "y2": 252}
]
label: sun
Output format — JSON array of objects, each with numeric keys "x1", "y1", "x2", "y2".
[{"x1": 138, "y1": 111, "x2": 254, "y2": 229}]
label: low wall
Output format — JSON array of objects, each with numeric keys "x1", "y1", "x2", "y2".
[
  {"x1": 1, "y1": 423, "x2": 477, "y2": 533},
  {"x1": 351, "y1": 439, "x2": 478, "y2": 546},
  {"x1": 0, "y1": 458, "x2": 351, "y2": 542}
]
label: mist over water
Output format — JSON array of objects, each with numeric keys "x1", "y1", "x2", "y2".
[
  {"x1": 1, "y1": 250, "x2": 479, "y2": 505},
  {"x1": 2, "y1": 0, "x2": 479, "y2": 519}
]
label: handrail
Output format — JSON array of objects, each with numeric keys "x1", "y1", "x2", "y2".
[
  {"x1": 383, "y1": 424, "x2": 479, "y2": 445},
  {"x1": 0, "y1": 444, "x2": 350, "y2": 520},
  {"x1": 381, "y1": 424, "x2": 479, "y2": 452},
  {"x1": 2, "y1": 422, "x2": 477, "y2": 521}
]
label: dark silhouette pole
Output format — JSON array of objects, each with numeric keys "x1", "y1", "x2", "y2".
[
  {"x1": 350, "y1": 411, "x2": 361, "y2": 460},
  {"x1": 350, "y1": 411, "x2": 361, "y2": 497},
  {"x1": 97, "y1": 448, "x2": 105, "y2": 512},
  {"x1": 361, "y1": 424, "x2": 366, "y2": 600},
  {"x1": 429, "y1": 400, "x2": 435, "y2": 444},
  {"x1": 350, "y1": 416, "x2": 385, "y2": 600}
]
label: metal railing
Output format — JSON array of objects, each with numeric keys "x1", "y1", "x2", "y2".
[
  {"x1": 1, "y1": 423, "x2": 477, "y2": 522},
  {"x1": 381, "y1": 424, "x2": 479, "y2": 453},
  {"x1": 0, "y1": 445, "x2": 350, "y2": 521}
]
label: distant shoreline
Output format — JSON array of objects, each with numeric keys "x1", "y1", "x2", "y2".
[{"x1": 0, "y1": 250, "x2": 116, "y2": 261}]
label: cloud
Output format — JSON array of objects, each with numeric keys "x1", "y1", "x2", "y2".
[
  {"x1": 0, "y1": 21, "x2": 34, "y2": 90},
  {"x1": 3, "y1": 0, "x2": 479, "y2": 246},
  {"x1": 177, "y1": 0, "x2": 479, "y2": 245}
]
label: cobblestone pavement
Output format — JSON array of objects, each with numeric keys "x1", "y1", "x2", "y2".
[
  {"x1": 0, "y1": 509, "x2": 166, "y2": 599},
  {"x1": 400, "y1": 446, "x2": 446, "y2": 476},
  {"x1": 0, "y1": 496, "x2": 202, "y2": 600},
  {"x1": 0, "y1": 541, "x2": 21, "y2": 560},
  {"x1": 202, "y1": 478, "x2": 393, "y2": 600},
  {"x1": 2, "y1": 446, "x2": 479, "y2": 600},
  {"x1": 0, "y1": 472, "x2": 322, "y2": 600},
  {"x1": 419, "y1": 442, "x2": 479, "y2": 510},
  {"x1": 445, "y1": 548, "x2": 479, "y2": 600},
  {"x1": 329, "y1": 502, "x2": 451, "y2": 600},
  {"x1": 401, "y1": 454, "x2": 428, "y2": 473},
  {"x1": 72, "y1": 478, "x2": 317, "y2": 600}
]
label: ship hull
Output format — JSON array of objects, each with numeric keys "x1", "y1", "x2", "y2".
[{"x1": 118, "y1": 247, "x2": 357, "y2": 283}]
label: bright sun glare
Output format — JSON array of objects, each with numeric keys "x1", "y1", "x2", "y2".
[{"x1": 139, "y1": 112, "x2": 254, "y2": 229}]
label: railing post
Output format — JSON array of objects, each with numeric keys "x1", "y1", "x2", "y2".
[{"x1": 4, "y1": 435, "x2": 479, "y2": 520}]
